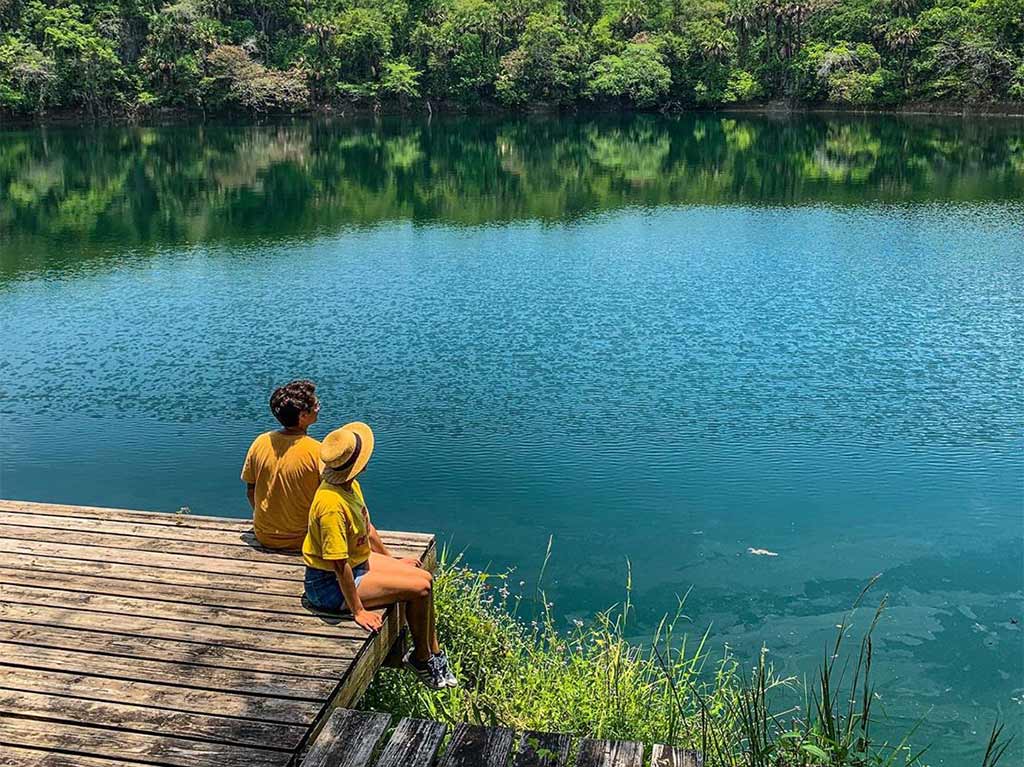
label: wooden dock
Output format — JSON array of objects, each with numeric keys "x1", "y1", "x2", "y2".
[
  {"x1": 297, "y1": 709, "x2": 704, "y2": 767},
  {"x1": 0, "y1": 498, "x2": 435, "y2": 767}
]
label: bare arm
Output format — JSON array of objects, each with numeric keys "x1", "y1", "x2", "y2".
[
  {"x1": 332, "y1": 559, "x2": 381, "y2": 632},
  {"x1": 369, "y1": 522, "x2": 421, "y2": 567},
  {"x1": 368, "y1": 523, "x2": 390, "y2": 556},
  {"x1": 246, "y1": 483, "x2": 256, "y2": 511}
]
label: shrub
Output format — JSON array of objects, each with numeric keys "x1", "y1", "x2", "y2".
[
  {"x1": 379, "y1": 61, "x2": 423, "y2": 105},
  {"x1": 204, "y1": 44, "x2": 307, "y2": 113},
  {"x1": 724, "y1": 69, "x2": 761, "y2": 103}
]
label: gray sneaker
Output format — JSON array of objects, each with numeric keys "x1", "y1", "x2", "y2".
[
  {"x1": 403, "y1": 649, "x2": 444, "y2": 690},
  {"x1": 434, "y1": 651, "x2": 458, "y2": 688}
]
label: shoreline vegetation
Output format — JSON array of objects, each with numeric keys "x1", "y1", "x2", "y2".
[
  {"x1": 3, "y1": 100, "x2": 1024, "y2": 126},
  {"x1": 2, "y1": 0, "x2": 1022, "y2": 120},
  {"x1": 362, "y1": 550, "x2": 1015, "y2": 767}
]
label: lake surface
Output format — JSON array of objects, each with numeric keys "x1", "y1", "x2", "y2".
[{"x1": 1, "y1": 114, "x2": 1021, "y2": 764}]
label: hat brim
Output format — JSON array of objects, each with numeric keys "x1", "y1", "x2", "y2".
[{"x1": 331, "y1": 421, "x2": 374, "y2": 483}]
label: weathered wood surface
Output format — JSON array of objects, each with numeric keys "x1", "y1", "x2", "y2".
[
  {"x1": 0, "y1": 689, "x2": 309, "y2": 749},
  {"x1": 292, "y1": 717, "x2": 698, "y2": 767},
  {"x1": 0, "y1": 746, "x2": 155, "y2": 767},
  {"x1": 649, "y1": 744, "x2": 704, "y2": 767},
  {"x1": 0, "y1": 498, "x2": 434, "y2": 767},
  {"x1": 576, "y1": 738, "x2": 645, "y2": 767},
  {"x1": 373, "y1": 717, "x2": 448, "y2": 767},
  {"x1": 298, "y1": 708, "x2": 391, "y2": 767},
  {"x1": 513, "y1": 731, "x2": 574, "y2": 767},
  {"x1": 439, "y1": 723, "x2": 517, "y2": 767}
]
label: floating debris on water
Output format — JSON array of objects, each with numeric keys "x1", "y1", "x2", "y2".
[{"x1": 748, "y1": 547, "x2": 779, "y2": 557}]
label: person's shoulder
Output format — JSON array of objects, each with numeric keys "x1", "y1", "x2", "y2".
[
  {"x1": 298, "y1": 434, "x2": 321, "y2": 453},
  {"x1": 246, "y1": 431, "x2": 274, "y2": 453},
  {"x1": 311, "y1": 482, "x2": 343, "y2": 511}
]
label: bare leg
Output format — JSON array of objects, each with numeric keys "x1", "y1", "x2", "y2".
[
  {"x1": 367, "y1": 553, "x2": 440, "y2": 654},
  {"x1": 356, "y1": 566, "x2": 434, "y2": 661},
  {"x1": 427, "y1": 589, "x2": 440, "y2": 654},
  {"x1": 404, "y1": 594, "x2": 432, "y2": 661}
]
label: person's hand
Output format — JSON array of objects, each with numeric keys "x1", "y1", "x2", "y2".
[
  {"x1": 397, "y1": 557, "x2": 422, "y2": 568},
  {"x1": 354, "y1": 609, "x2": 383, "y2": 633}
]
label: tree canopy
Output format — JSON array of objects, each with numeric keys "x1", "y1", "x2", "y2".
[{"x1": 1, "y1": 0, "x2": 1022, "y2": 115}]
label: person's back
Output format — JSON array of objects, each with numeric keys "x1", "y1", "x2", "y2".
[{"x1": 242, "y1": 379, "x2": 322, "y2": 550}]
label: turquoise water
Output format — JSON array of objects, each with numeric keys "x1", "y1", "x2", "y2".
[{"x1": 1, "y1": 115, "x2": 1022, "y2": 763}]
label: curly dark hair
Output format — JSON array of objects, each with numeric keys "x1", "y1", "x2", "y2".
[{"x1": 270, "y1": 379, "x2": 318, "y2": 428}]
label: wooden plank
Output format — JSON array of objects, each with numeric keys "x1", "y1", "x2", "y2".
[
  {"x1": 0, "y1": 583, "x2": 378, "y2": 639},
  {"x1": 0, "y1": 501, "x2": 434, "y2": 549},
  {"x1": 0, "y1": 715, "x2": 289, "y2": 767},
  {"x1": 0, "y1": 536, "x2": 431, "y2": 582},
  {"x1": 0, "y1": 602, "x2": 370, "y2": 658},
  {"x1": 576, "y1": 739, "x2": 644, "y2": 767},
  {"x1": 376, "y1": 530, "x2": 436, "y2": 545},
  {"x1": 514, "y1": 731, "x2": 572, "y2": 767},
  {"x1": 299, "y1": 708, "x2": 391, "y2": 767},
  {"x1": 439, "y1": 723, "x2": 515, "y2": 767},
  {"x1": 0, "y1": 498, "x2": 251, "y2": 530},
  {"x1": 0, "y1": 550, "x2": 305, "y2": 595},
  {"x1": 0, "y1": 523, "x2": 303, "y2": 566},
  {"x1": 301, "y1": 601, "x2": 406, "y2": 755},
  {"x1": 0, "y1": 745, "x2": 154, "y2": 767},
  {"x1": 374, "y1": 718, "x2": 447, "y2": 767},
  {"x1": 0, "y1": 566, "x2": 309, "y2": 614},
  {"x1": 649, "y1": 745, "x2": 703, "y2": 767},
  {"x1": 0, "y1": 621, "x2": 353, "y2": 679},
  {"x1": 0, "y1": 666, "x2": 320, "y2": 724},
  {"x1": 0, "y1": 689, "x2": 308, "y2": 750},
  {"x1": 0, "y1": 511, "x2": 263, "y2": 547},
  {"x1": 0, "y1": 538, "x2": 303, "y2": 580},
  {"x1": 0, "y1": 511, "x2": 433, "y2": 553},
  {"x1": 0, "y1": 642, "x2": 333, "y2": 700},
  {"x1": 329, "y1": 602, "x2": 405, "y2": 710}
]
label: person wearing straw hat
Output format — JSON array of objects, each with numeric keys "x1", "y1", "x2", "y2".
[{"x1": 302, "y1": 422, "x2": 457, "y2": 689}]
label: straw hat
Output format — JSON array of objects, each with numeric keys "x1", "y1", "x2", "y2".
[{"x1": 320, "y1": 422, "x2": 374, "y2": 482}]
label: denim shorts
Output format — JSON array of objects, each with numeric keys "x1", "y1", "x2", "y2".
[{"x1": 304, "y1": 561, "x2": 369, "y2": 613}]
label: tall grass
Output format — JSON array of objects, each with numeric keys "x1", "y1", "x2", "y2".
[{"x1": 361, "y1": 550, "x2": 1012, "y2": 767}]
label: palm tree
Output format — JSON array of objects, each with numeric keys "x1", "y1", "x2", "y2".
[
  {"x1": 889, "y1": 0, "x2": 916, "y2": 16},
  {"x1": 883, "y1": 19, "x2": 920, "y2": 90},
  {"x1": 726, "y1": 0, "x2": 760, "y2": 58},
  {"x1": 617, "y1": 0, "x2": 648, "y2": 38}
]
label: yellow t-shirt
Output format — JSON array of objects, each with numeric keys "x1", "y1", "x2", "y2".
[
  {"x1": 303, "y1": 479, "x2": 372, "y2": 571},
  {"x1": 241, "y1": 431, "x2": 322, "y2": 550}
]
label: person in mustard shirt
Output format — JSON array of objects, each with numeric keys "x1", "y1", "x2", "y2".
[
  {"x1": 303, "y1": 422, "x2": 456, "y2": 690},
  {"x1": 241, "y1": 379, "x2": 322, "y2": 549}
]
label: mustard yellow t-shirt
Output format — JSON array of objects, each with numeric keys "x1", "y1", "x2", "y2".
[
  {"x1": 241, "y1": 431, "x2": 322, "y2": 550},
  {"x1": 303, "y1": 479, "x2": 371, "y2": 571}
]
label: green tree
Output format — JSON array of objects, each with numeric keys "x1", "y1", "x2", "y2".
[
  {"x1": 586, "y1": 41, "x2": 671, "y2": 106},
  {"x1": 379, "y1": 59, "x2": 423, "y2": 105},
  {"x1": 140, "y1": 0, "x2": 225, "y2": 107},
  {"x1": 0, "y1": 35, "x2": 57, "y2": 112},
  {"x1": 205, "y1": 43, "x2": 308, "y2": 112},
  {"x1": 24, "y1": 1, "x2": 131, "y2": 115},
  {"x1": 496, "y1": 12, "x2": 588, "y2": 105}
]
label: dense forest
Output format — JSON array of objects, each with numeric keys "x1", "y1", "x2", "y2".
[{"x1": 1, "y1": 0, "x2": 1022, "y2": 115}]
